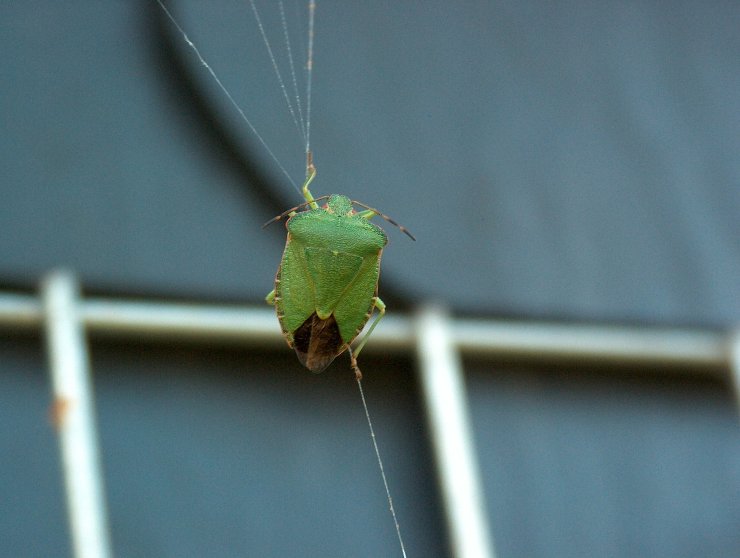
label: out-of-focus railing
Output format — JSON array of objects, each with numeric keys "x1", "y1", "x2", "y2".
[{"x1": 1, "y1": 269, "x2": 738, "y2": 558}]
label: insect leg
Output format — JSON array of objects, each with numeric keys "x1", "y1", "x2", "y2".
[
  {"x1": 265, "y1": 289, "x2": 276, "y2": 305},
  {"x1": 356, "y1": 209, "x2": 377, "y2": 219},
  {"x1": 262, "y1": 194, "x2": 332, "y2": 229},
  {"x1": 301, "y1": 160, "x2": 319, "y2": 209},
  {"x1": 354, "y1": 204, "x2": 415, "y2": 241},
  {"x1": 261, "y1": 159, "x2": 321, "y2": 230},
  {"x1": 347, "y1": 345, "x2": 362, "y2": 381},
  {"x1": 351, "y1": 297, "x2": 386, "y2": 360}
]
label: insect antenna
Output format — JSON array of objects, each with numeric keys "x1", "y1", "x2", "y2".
[
  {"x1": 261, "y1": 195, "x2": 332, "y2": 228},
  {"x1": 352, "y1": 201, "x2": 416, "y2": 241}
]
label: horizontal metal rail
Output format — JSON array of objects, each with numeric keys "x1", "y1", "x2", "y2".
[{"x1": 0, "y1": 291, "x2": 732, "y2": 374}]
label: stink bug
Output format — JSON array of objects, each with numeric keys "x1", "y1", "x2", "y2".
[{"x1": 265, "y1": 163, "x2": 414, "y2": 379}]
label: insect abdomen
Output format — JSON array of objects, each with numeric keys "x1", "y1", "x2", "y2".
[{"x1": 292, "y1": 313, "x2": 343, "y2": 372}]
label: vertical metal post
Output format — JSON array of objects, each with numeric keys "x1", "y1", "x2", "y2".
[
  {"x1": 41, "y1": 270, "x2": 112, "y2": 558},
  {"x1": 416, "y1": 305, "x2": 496, "y2": 558}
]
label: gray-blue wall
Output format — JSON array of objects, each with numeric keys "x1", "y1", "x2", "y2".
[{"x1": 1, "y1": 2, "x2": 738, "y2": 556}]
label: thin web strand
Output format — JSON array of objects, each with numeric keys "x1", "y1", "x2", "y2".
[
  {"x1": 278, "y1": 0, "x2": 306, "y2": 140},
  {"x1": 356, "y1": 377, "x2": 408, "y2": 558},
  {"x1": 156, "y1": 0, "x2": 299, "y2": 192},
  {"x1": 248, "y1": 0, "x2": 305, "y2": 142},
  {"x1": 304, "y1": 0, "x2": 316, "y2": 174},
  {"x1": 159, "y1": 6, "x2": 406, "y2": 555}
]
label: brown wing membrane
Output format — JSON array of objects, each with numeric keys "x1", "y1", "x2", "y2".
[{"x1": 292, "y1": 313, "x2": 344, "y2": 372}]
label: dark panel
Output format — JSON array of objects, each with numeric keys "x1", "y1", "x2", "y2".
[
  {"x1": 91, "y1": 342, "x2": 444, "y2": 558},
  {"x1": 467, "y1": 365, "x2": 740, "y2": 558},
  {"x1": 0, "y1": 336, "x2": 71, "y2": 558},
  {"x1": 1, "y1": 2, "x2": 738, "y2": 325},
  {"x1": 0, "y1": 336, "x2": 444, "y2": 557}
]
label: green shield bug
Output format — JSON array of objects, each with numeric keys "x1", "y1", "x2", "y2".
[{"x1": 265, "y1": 162, "x2": 414, "y2": 379}]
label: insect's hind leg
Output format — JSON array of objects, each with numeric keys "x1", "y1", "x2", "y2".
[
  {"x1": 347, "y1": 345, "x2": 363, "y2": 381},
  {"x1": 348, "y1": 297, "x2": 386, "y2": 379}
]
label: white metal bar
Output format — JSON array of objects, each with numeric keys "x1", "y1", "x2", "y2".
[
  {"x1": 80, "y1": 299, "x2": 414, "y2": 351},
  {"x1": 416, "y1": 305, "x2": 496, "y2": 558},
  {"x1": 0, "y1": 291, "x2": 732, "y2": 372},
  {"x1": 728, "y1": 330, "x2": 740, "y2": 413},
  {"x1": 41, "y1": 271, "x2": 112, "y2": 558},
  {"x1": 0, "y1": 291, "x2": 42, "y2": 330},
  {"x1": 82, "y1": 298, "x2": 283, "y2": 346},
  {"x1": 454, "y1": 320, "x2": 726, "y2": 369}
]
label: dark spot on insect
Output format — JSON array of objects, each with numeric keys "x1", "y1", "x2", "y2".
[{"x1": 293, "y1": 313, "x2": 343, "y2": 372}]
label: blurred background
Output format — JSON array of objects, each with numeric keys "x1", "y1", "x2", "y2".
[{"x1": 1, "y1": 1, "x2": 739, "y2": 557}]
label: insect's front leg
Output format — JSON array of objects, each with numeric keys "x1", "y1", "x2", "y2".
[
  {"x1": 265, "y1": 289, "x2": 276, "y2": 305},
  {"x1": 301, "y1": 163, "x2": 319, "y2": 209},
  {"x1": 353, "y1": 202, "x2": 416, "y2": 240},
  {"x1": 356, "y1": 209, "x2": 378, "y2": 220}
]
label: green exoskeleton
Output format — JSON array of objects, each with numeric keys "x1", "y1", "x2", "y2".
[{"x1": 265, "y1": 163, "x2": 414, "y2": 379}]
